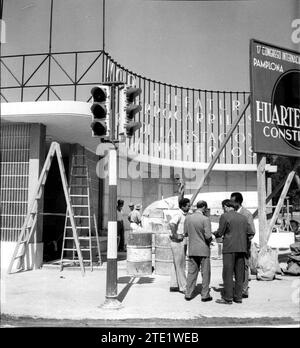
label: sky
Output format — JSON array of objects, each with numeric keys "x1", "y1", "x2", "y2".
[{"x1": 1, "y1": 0, "x2": 299, "y2": 91}]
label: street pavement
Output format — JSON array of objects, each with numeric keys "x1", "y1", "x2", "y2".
[{"x1": 1, "y1": 245, "x2": 299, "y2": 327}]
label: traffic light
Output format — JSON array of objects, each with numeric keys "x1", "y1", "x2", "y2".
[
  {"x1": 90, "y1": 85, "x2": 111, "y2": 138},
  {"x1": 119, "y1": 85, "x2": 142, "y2": 138}
]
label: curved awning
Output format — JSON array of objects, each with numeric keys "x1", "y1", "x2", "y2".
[
  {"x1": 1, "y1": 101, "x2": 100, "y2": 153},
  {"x1": 1, "y1": 100, "x2": 276, "y2": 172}
]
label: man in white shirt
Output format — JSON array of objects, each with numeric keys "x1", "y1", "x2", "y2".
[
  {"x1": 169, "y1": 198, "x2": 191, "y2": 294},
  {"x1": 129, "y1": 204, "x2": 142, "y2": 231}
]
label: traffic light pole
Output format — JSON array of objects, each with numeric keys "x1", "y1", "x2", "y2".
[
  {"x1": 101, "y1": 82, "x2": 123, "y2": 309},
  {"x1": 95, "y1": 81, "x2": 140, "y2": 309}
]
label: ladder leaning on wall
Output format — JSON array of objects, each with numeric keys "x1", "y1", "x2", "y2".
[
  {"x1": 60, "y1": 151, "x2": 102, "y2": 271},
  {"x1": 7, "y1": 142, "x2": 85, "y2": 276}
]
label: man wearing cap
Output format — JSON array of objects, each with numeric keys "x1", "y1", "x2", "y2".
[
  {"x1": 184, "y1": 200, "x2": 213, "y2": 302},
  {"x1": 130, "y1": 204, "x2": 142, "y2": 230},
  {"x1": 128, "y1": 203, "x2": 135, "y2": 223}
]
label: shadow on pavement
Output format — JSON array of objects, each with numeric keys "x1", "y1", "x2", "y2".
[{"x1": 117, "y1": 276, "x2": 154, "y2": 303}]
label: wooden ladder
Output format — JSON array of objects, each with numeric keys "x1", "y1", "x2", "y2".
[
  {"x1": 7, "y1": 142, "x2": 85, "y2": 276},
  {"x1": 60, "y1": 151, "x2": 102, "y2": 271}
]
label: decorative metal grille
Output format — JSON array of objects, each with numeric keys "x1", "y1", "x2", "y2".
[
  {"x1": 0, "y1": 123, "x2": 30, "y2": 241},
  {"x1": 0, "y1": 50, "x2": 254, "y2": 165}
]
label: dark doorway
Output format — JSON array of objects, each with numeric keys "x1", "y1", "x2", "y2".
[{"x1": 42, "y1": 155, "x2": 69, "y2": 262}]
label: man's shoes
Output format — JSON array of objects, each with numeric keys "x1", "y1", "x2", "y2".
[
  {"x1": 184, "y1": 296, "x2": 192, "y2": 301},
  {"x1": 201, "y1": 296, "x2": 213, "y2": 302},
  {"x1": 169, "y1": 287, "x2": 180, "y2": 292},
  {"x1": 233, "y1": 298, "x2": 242, "y2": 303},
  {"x1": 170, "y1": 287, "x2": 186, "y2": 294},
  {"x1": 216, "y1": 298, "x2": 232, "y2": 305},
  {"x1": 242, "y1": 294, "x2": 249, "y2": 299}
]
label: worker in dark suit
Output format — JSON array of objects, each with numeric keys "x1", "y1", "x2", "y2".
[
  {"x1": 184, "y1": 200, "x2": 213, "y2": 301},
  {"x1": 214, "y1": 199, "x2": 255, "y2": 304},
  {"x1": 230, "y1": 192, "x2": 256, "y2": 299}
]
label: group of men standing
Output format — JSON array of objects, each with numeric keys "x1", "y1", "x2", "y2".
[{"x1": 169, "y1": 192, "x2": 255, "y2": 304}]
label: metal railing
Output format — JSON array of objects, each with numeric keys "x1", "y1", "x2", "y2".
[
  {"x1": 0, "y1": 50, "x2": 253, "y2": 165},
  {"x1": 0, "y1": 50, "x2": 107, "y2": 102}
]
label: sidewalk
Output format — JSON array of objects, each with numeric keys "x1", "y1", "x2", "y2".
[{"x1": 1, "y1": 251, "x2": 299, "y2": 324}]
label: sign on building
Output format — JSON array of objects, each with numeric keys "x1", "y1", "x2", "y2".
[{"x1": 250, "y1": 39, "x2": 300, "y2": 157}]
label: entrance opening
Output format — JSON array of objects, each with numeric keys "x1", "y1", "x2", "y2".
[{"x1": 42, "y1": 155, "x2": 69, "y2": 262}]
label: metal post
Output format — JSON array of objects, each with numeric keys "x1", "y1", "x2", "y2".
[
  {"x1": 0, "y1": 0, "x2": 4, "y2": 57},
  {"x1": 286, "y1": 197, "x2": 291, "y2": 231},
  {"x1": 47, "y1": 0, "x2": 53, "y2": 100},
  {"x1": 102, "y1": 0, "x2": 105, "y2": 52},
  {"x1": 0, "y1": 0, "x2": 3, "y2": 20},
  {"x1": 257, "y1": 153, "x2": 267, "y2": 247},
  {"x1": 101, "y1": 83, "x2": 122, "y2": 309},
  {"x1": 190, "y1": 97, "x2": 250, "y2": 206}
]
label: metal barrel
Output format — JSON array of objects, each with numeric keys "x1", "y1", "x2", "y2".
[
  {"x1": 126, "y1": 232, "x2": 152, "y2": 276},
  {"x1": 155, "y1": 228, "x2": 173, "y2": 276}
]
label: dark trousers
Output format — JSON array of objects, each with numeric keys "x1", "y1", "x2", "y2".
[
  {"x1": 186, "y1": 256, "x2": 211, "y2": 299},
  {"x1": 117, "y1": 221, "x2": 125, "y2": 251},
  {"x1": 222, "y1": 252, "x2": 245, "y2": 301}
]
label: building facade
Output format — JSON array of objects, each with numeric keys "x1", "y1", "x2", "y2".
[{"x1": 0, "y1": 50, "x2": 269, "y2": 270}]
